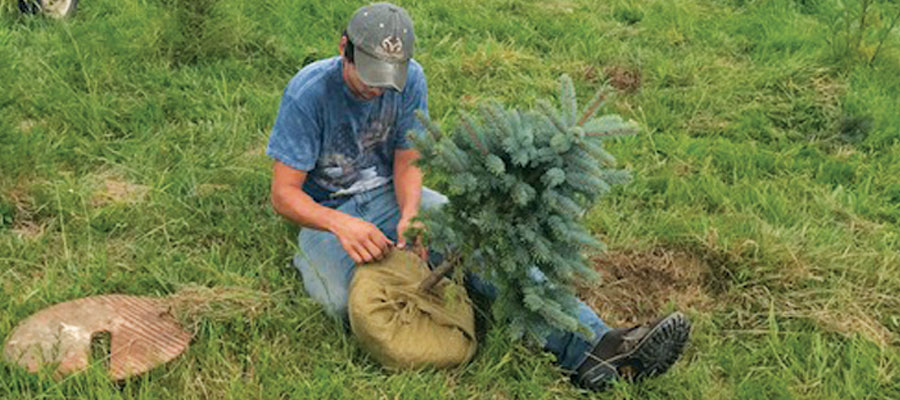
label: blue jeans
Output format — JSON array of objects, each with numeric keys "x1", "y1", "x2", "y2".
[{"x1": 293, "y1": 184, "x2": 610, "y2": 371}]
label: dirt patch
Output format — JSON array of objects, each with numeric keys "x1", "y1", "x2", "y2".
[
  {"x1": 578, "y1": 248, "x2": 713, "y2": 327},
  {"x1": 5, "y1": 188, "x2": 45, "y2": 240},
  {"x1": 604, "y1": 65, "x2": 642, "y2": 93},
  {"x1": 91, "y1": 176, "x2": 149, "y2": 207}
]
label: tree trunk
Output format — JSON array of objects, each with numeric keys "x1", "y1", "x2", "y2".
[{"x1": 419, "y1": 258, "x2": 458, "y2": 293}]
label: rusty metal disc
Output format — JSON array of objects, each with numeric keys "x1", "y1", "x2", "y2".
[{"x1": 3, "y1": 295, "x2": 191, "y2": 380}]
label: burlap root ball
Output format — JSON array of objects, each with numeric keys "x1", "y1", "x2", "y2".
[{"x1": 348, "y1": 250, "x2": 477, "y2": 369}]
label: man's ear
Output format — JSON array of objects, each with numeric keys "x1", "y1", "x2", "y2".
[{"x1": 339, "y1": 36, "x2": 348, "y2": 57}]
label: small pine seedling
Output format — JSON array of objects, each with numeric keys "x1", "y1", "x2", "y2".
[{"x1": 410, "y1": 75, "x2": 639, "y2": 343}]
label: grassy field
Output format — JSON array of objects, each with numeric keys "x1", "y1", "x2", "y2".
[{"x1": 2, "y1": 0, "x2": 900, "y2": 398}]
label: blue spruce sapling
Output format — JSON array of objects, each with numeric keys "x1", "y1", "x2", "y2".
[{"x1": 410, "y1": 75, "x2": 638, "y2": 343}]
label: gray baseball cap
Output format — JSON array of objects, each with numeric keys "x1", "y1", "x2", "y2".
[{"x1": 346, "y1": 2, "x2": 415, "y2": 92}]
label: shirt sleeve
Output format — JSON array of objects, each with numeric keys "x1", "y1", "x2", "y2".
[
  {"x1": 394, "y1": 65, "x2": 428, "y2": 150},
  {"x1": 266, "y1": 90, "x2": 321, "y2": 171}
]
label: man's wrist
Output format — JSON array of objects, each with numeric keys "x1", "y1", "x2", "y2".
[
  {"x1": 399, "y1": 209, "x2": 418, "y2": 222},
  {"x1": 323, "y1": 209, "x2": 352, "y2": 234}
]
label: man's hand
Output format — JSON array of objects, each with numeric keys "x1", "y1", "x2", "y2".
[
  {"x1": 396, "y1": 216, "x2": 427, "y2": 261},
  {"x1": 271, "y1": 161, "x2": 394, "y2": 264},
  {"x1": 332, "y1": 214, "x2": 394, "y2": 264},
  {"x1": 393, "y1": 148, "x2": 425, "y2": 260}
]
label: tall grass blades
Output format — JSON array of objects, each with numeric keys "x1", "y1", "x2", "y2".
[{"x1": 1, "y1": 0, "x2": 899, "y2": 398}]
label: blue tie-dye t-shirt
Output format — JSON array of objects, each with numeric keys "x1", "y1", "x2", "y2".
[{"x1": 266, "y1": 56, "x2": 428, "y2": 207}]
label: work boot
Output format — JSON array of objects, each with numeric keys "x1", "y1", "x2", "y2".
[{"x1": 575, "y1": 312, "x2": 691, "y2": 391}]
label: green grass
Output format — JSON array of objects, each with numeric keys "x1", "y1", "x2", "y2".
[{"x1": 2, "y1": 0, "x2": 900, "y2": 398}]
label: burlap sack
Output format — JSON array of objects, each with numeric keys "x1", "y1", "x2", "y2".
[{"x1": 348, "y1": 250, "x2": 477, "y2": 369}]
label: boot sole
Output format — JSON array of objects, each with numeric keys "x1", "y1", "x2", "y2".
[{"x1": 607, "y1": 311, "x2": 691, "y2": 381}]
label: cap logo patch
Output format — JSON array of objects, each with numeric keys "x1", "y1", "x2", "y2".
[{"x1": 380, "y1": 36, "x2": 403, "y2": 56}]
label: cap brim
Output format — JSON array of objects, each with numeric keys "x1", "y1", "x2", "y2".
[{"x1": 354, "y1": 49, "x2": 408, "y2": 92}]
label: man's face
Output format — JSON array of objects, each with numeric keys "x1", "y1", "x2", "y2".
[
  {"x1": 344, "y1": 61, "x2": 385, "y2": 100},
  {"x1": 340, "y1": 37, "x2": 385, "y2": 101}
]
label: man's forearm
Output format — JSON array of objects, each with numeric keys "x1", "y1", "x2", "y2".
[
  {"x1": 272, "y1": 185, "x2": 347, "y2": 233},
  {"x1": 271, "y1": 162, "x2": 392, "y2": 263},
  {"x1": 394, "y1": 150, "x2": 423, "y2": 219}
]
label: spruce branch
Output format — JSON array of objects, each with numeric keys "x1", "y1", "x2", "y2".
[
  {"x1": 416, "y1": 109, "x2": 442, "y2": 141},
  {"x1": 577, "y1": 89, "x2": 609, "y2": 127},
  {"x1": 482, "y1": 102, "x2": 514, "y2": 138},
  {"x1": 560, "y1": 75, "x2": 578, "y2": 127},
  {"x1": 461, "y1": 115, "x2": 489, "y2": 155},
  {"x1": 538, "y1": 100, "x2": 568, "y2": 134}
]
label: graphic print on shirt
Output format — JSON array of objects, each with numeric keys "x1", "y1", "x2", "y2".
[{"x1": 313, "y1": 105, "x2": 396, "y2": 197}]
